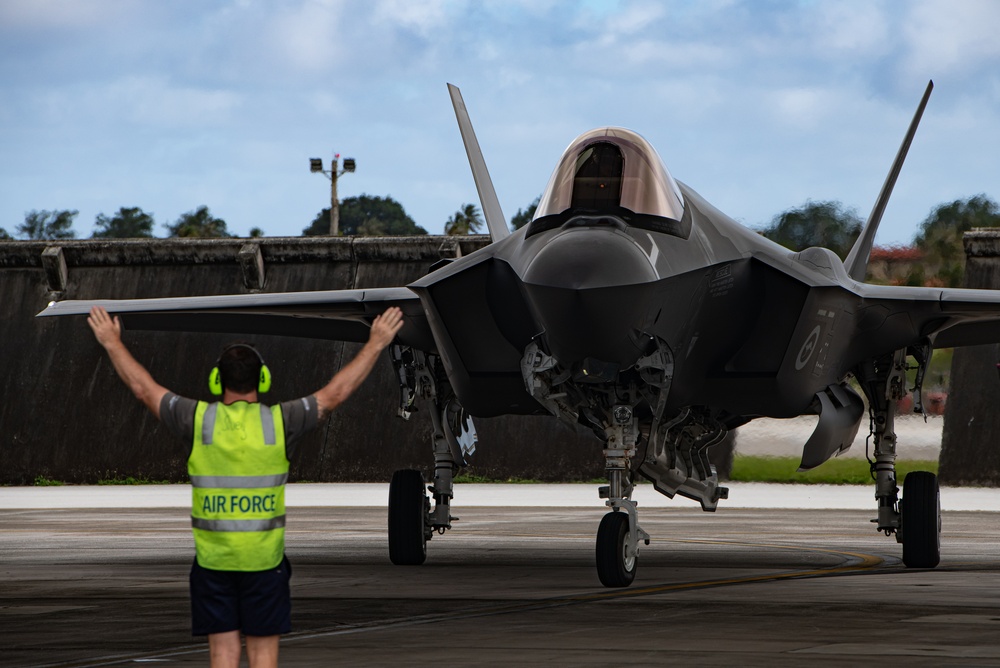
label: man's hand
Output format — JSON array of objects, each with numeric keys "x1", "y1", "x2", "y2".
[
  {"x1": 87, "y1": 305, "x2": 168, "y2": 418},
  {"x1": 87, "y1": 306, "x2": 123, "y2": 351},
  {"x1": 368, "y1": 307, "x2": 404, "y2": 351},
  {"x1": 314, "y1": 306, "x2": 406, "y2": 419}
]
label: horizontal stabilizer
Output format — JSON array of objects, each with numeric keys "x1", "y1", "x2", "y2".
[
  {"x1": 448, "y1": 83, "x2": 510, "y2": 243},
  {"x1": 798, "y1": 383, "x2": 865, "y2": 471}
]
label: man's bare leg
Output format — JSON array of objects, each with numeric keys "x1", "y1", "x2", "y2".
[
  {"x1": 208, "y1": 631, "x2": 241, "y2": 668},
  {"x1": 246, "y1": 635, "x2": 279, "y2": 668}
]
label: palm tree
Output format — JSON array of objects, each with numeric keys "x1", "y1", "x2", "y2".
[
  {"x1": 17, "y1": 210, "x2": 78, "y2": 240},
  {"x1": 92, "y1": 207, "x2": 155, "y2": 238},
  {"x1": 165, "y1": 206, "x2": 231, "y2": 238},
  {"x1": 444, "y1": 203, "x2": 484, "y2": 235}
]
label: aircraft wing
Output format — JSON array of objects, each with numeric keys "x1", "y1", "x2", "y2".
[
  {"x1": 858, "y1": 283, "x2": 1000, "y2": 349},
  {"x1": 36, "y1": 286, "x2": 436, "y2": 350},
  {"x1": 935, "y1": 286, "x2": 1000, "y2": 347}
]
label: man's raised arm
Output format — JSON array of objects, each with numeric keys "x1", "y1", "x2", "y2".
[
  {"x1": 314, "y1": 307, "x2": 404, "y2": 420},
  {"x1": 88, "y1": 306, "x2": 169, "y2": 419}
]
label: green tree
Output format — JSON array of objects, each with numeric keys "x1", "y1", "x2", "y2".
[
  {"x1": 302, "y1": 195, "x2": 426, "y2": 236},
  {"x1": 444, "y1": 203, "x2": 484, "y2": 235},
  {"x1": 165, "y1": 206, "x2": 231, "y2": 238},
  {"x1": 303, "y1": 211, "x2": 330, "y2": 236},
  {"x1": 0, "y1": 228, "x2": 11, "y2": 240},
  {"x1": 511, "y1": 196, "x2": 540, "y2": 230},
  {"x1": 248, "y1": 227, "x2": 264, "y2": 238},
  {"x1": 92, "y1": 207, "x2": 155, "y2": 238},
  {"x1": 17, "y1": 209, "x2": 78, "y2": 240},
  {"x1": 759, "y1": 200, "x2": 862, "y2": 259},
  {"x1": 913, "y1": 194, "x2": 1000, "y2": 287}
]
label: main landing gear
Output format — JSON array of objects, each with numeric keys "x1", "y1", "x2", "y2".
[
  {"x1": 387, "y1": 347, "x2": 477, "y2": 567},
  {"x1": 855, "y1": 346, "x2": 941, "y2": 569},
  {"x1": 387, "y1": 469, "x2": 429, "y2": 565}
]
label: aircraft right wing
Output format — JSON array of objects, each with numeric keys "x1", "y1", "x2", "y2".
[{"x1": 36, "y1": 286, "x2": 436, "y2": 351}]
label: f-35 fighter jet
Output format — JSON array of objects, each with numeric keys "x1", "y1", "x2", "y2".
[{"x1": 44, "y1": 81, "x2": 988, "y2": 586}]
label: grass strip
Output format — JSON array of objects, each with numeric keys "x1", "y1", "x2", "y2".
[{"x1": 730, "y1": 455, "x2": 939, "y2": 485}]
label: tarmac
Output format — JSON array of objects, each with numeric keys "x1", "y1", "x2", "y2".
[{"x1": 3, "y1": 482, "x2": 1000, "y2": 667}]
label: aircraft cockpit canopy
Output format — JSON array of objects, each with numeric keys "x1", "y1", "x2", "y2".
[{"x1": 532, "y1": 127, "x2": 688, "y2": 237}]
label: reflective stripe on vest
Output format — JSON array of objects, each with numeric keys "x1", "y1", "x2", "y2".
[
  {"x1": 189, "y1": 400, "x2": 288, "y2": 572},
  {"x1": 190, "y1": 473, "x2": 289, "y2": 488},
  {"x1": 192, "y1": 516, "x2": 286, "y2": 532}
]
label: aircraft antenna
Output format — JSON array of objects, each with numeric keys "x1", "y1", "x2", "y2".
[
  {"x1": 447, "y1": 84, "x2": 510, "y2": 243},
  {"x1": 844, "y1": 80, "x2": 934, "y2": 282}
]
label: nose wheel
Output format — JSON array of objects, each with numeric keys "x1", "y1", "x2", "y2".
[{"x1": 596, "y1": 511, "x2": 637, "y2": 587}]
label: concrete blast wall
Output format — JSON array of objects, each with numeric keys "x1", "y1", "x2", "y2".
[
  {"x1": 940, "y1": 230, "x2": 1000, "y2": 486},
  {"x1": 0, "y1": 237, "x2": 734, "y2": 486}
]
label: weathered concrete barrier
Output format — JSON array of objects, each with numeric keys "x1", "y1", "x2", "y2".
[
  {"x1": 940, "y1": 230, "x2": 1000, "y2": 486},
  {"x1": 1, "y1": 237, "x2": 733, "y2": 486}
]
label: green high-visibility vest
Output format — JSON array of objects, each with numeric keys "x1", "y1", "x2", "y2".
[{"x1": 188, "y1": 400, "x2": 288, "y2": 571}]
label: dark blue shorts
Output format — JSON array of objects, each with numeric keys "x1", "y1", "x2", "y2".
[{"x1": 189, "y1": 556, "x2": 292, "y2": 637}]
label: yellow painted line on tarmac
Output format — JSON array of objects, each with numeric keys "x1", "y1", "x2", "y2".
[
  {"x1": 49, "y1": 540, "x2": 886, "y2": 667},
  {"x1": 567, "y1": 538, "x2": 885, "y2": 602}
]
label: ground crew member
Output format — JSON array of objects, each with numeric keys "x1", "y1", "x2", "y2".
[{"x1": 87, "y1": 305, "x2": 404, "y2": 668}]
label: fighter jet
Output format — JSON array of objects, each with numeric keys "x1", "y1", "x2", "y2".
[{"x1": 42, "y1": 81, "x2": 990, "y2": 587}]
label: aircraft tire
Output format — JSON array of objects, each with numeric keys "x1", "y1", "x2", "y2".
[
  {"x1": 388, "y1": 469, "x2": 428, "y2": 566},
  {"x1": 901, "y1": 470, "x2": 941, "y2": 569},
  {"x1": 596, "y1": 511, "x2": 636, "y2": 587}
]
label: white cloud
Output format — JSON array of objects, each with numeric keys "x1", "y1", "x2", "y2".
[
  {"x1": 811, "y1": 1, "x2": 891, "y2": 55},
  {"x1": 607, "y1": 1, "x2": 665, "y2": 35},
  {"x1": 34, "y1": 77, "x2": 243, "y2": 128},
  {"x1": 902, "y1": 0, "x2": 1000, "y2": 77},
  {"x1": 371, "y1": 0, "x2": 454, "y2": 36},
  {"x1": 0, "y1": 0, "x2": 139, "y2": 30},
  {"x1": 771, "y1": 87, "x2": 838, "y2": 130},
  {"x1": 115, "y1": 77, "x2": 243, "y2": 127},
  {"x1": 267, "y1": 0, "x2": 347, "y2": 73},
  {"x1": 618, "y1": 39, "x2": 729, "y2": 68}
]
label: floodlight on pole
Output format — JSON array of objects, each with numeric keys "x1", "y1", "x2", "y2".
[{"x1": 309, "y1": 152, "x2": 357, "y2": 236}]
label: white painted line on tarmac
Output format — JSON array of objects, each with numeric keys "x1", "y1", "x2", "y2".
[{"x1": 1, "y1": 483, "x2": 997, "y2": 511}]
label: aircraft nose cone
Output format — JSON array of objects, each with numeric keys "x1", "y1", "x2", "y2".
[
  {"x1": 520, "y1": 227, "x2": 659, "y2": 368},
  {"x1": 522, "y1": 227, "x2": 658, "y2": 289}
]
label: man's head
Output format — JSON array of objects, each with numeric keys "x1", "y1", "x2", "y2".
[{"x1": 212, "y1": 343, "x2": 271, "y2": 395}]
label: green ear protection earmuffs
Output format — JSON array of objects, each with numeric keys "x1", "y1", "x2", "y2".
[{"x1": 208, "y1": 344, "x2": 272, "y2": 396}]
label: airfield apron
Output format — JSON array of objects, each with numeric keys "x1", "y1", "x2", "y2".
[{"x1": 188, "y1": 401, "x2": 288, "y2": 572}]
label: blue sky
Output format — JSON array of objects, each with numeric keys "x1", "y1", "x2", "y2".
[{"x1": 2, "y1": 0, "x2": 1000, "y2": 244}]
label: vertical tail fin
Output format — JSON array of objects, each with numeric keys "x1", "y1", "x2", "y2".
[
  {"x1": 447, "y1": 83, "x2": 510, "y2": 243},
  {"x1": 844, "y1": 80, "x2": 934, "y2": 282}
]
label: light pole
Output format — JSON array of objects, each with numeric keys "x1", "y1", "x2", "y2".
[{"x1": 310, "y1": 153, "x2": 356, "y2": 236}]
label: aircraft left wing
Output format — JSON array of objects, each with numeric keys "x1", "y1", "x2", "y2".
[
  {"x1": 36, "y1": 287, "x2": 435, "y2": 350},
  {"x1": 858, "y1": 282, "x2": 1000, "y2": 349}
]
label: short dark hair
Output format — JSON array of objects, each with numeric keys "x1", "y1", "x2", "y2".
[{"x1": 218, "y1": 344, "x2": 262, "y2": 394}]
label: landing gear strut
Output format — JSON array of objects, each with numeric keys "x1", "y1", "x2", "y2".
[
  {"x1": 595, "y1": 404, "x2": 649, "y2": 587},
  {"x1": 388, "y1": 346, "x2": 477, "y2": 566},
  {"x1": 855, "y1": 346, "x2": 941, "y2": 568}
]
